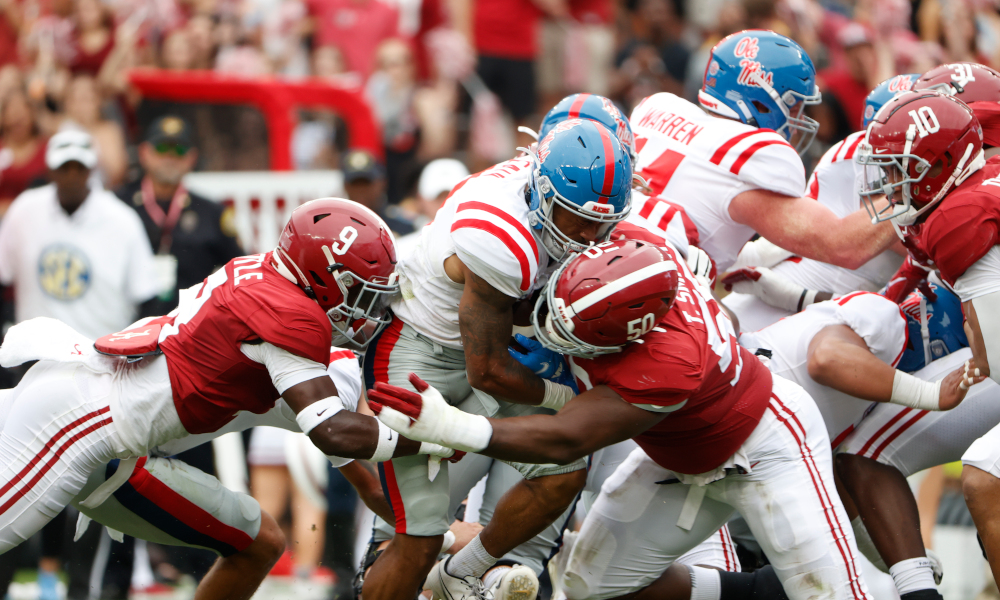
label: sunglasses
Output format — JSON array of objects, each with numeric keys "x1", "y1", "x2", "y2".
[{"x1": 154, "y1": 143, "x2": 190, "y2": 157}]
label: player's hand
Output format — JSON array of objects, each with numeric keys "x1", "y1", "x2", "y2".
[
  {"x1": 419, "y1": 443, "x2": 466, "y2": 481},
  {"x1": 367, "y1": 373, "x2": 493, "y2": 453},
  {"x1": 939, "y1": 360, "x2": 987, "y2": 410},
  {"x1": 882, "y1": 255, "x2": 935, "y2": 304},
  {"x1": 509, "y1": 333, "x2": 579, "y2": 393},
  {"x1": 686, "y1": 246, "x2": 717, "y2": 288},
  {"x1": 722, "y1": 267, "x2": 810, "y2": 313}
]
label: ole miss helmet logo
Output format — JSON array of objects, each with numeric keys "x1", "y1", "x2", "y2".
[
  {"x1": 734, "y1": 37, "x2": 773, "y2": 88},
  {"x1": 888, "y1": 75, "x2": 915, "y2": 93},
  {"x1": 537, "y1": 119, "x2": 583, "y2": 163},
  {"x1": 599, "y1": 97, "x2": 634, "y2": 152}
]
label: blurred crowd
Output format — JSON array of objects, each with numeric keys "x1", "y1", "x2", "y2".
[{"x1": 1, "y1": 0, "x2": 999, "y2": 217}]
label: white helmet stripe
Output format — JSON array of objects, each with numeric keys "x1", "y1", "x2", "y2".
[{"x1": 568, "y1": 260, "x2": 677, "y2": 315}]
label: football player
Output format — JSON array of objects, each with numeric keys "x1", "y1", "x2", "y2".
[
  {"x1": 359, "y1": 120, "x2": 632, "y2": 600},
  {"x1": 628, "y1": 30, "x2": 898, "y2": 277},
  {"x1": 0, "y1": 199, "x2": 456, "y2": 599},
  {"x1": 368, "y1": 238, "x2": 876, "y2": 600},
  {"x1": 722, "y1": 74, "x2": 920, "y2": 331}
]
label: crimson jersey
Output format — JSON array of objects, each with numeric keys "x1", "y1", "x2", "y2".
[
  {"x1": 569, "y1": 245, "x2": 773, "y2": 474},
  {"x1": 159, "y1": 252, "x2": 333, "y2": 434},
  {"x1": 904, "y1": 157, "x2": 1000, "y2": 286}
]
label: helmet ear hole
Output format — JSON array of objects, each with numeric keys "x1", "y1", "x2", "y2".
[
  {"x1": 309, "y1": 271, "x2": 328, "y2": 288},
  {"x1": 313, "y1": 213, "x2": 332, "y2": 224},
  {"x1": 752, "y1": 100, "x2": 771, "y2": 114}
]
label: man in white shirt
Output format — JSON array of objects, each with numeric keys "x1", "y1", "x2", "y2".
[{"x1": 0, "y1": 130, "x2": 162, "y2": 340}]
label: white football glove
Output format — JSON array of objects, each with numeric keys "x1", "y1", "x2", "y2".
[
  {"x1": 367, "y1": 373, "x2": 493, "y2": 453},
  {"x1": 722, "y1": 266, "x2": 817, "y2": 313},
  {"x1": 731, "y1": 237, "x2": 794, "y2": 271},
  {"x1": 686, "y1": 245, "x2": 717, "y2": 289}
]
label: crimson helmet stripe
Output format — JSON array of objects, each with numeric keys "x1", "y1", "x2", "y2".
[
  {"x1": 568, "y1": 260, "x2": 677, "y2": 314},
  {"x1": 729, "y1": 139, "x2": 790, "y2": 175},
  {"x1": 709, "y1": 130, "x2": 760, "y2": 165},
  {"x1": 595, "y1": 124, "x2": 617, "y2": 199},
  {"x1": 452, "y1": 219, "x2": 533, "y2": 291},
  {"x1": 569, "y1": 94, "x2": 590, "y2": 119},
  {"x1": 457, "y1": 201, "x2": 539, "y2": 261}
]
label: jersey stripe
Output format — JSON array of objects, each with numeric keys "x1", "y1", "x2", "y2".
[
  {"x1": 730, "y1": 140, "x2": 788, "y2": 175},
  {"x1": 842, "y1": 134, "x2": 864, "y2": 160},
  {"x1": 330, "y1": 349, "x2": 356, "y2": 362},
  {"x1": 452, "y1": 218, "x2": 533, "y2": 292},
  {"x1": 709, "y1": 131, "x2": 760, "y2": 165},
  {"x1": 869, "y1": 409, "x2": 929, "y2": 461},
  {"x1": 457, "y1": 201, "x2": 539, "y2": 262},
  {"x1": 569, "y1": 94, "x2": 590, "y2": 118},
  {"x1": 595, "y1": 124, "x2": 616, "y2": 198},
  {"x1": 379, "y1": 460, "x2": 408, "y2": 533},
  {"x1": 855, "y1": 407, "x2": 913, "y2": 456},
  {"x1": 808, "y1": 174, "x2": 820, "y2": 199}
]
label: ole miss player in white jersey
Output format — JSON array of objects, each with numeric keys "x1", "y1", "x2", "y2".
[
  {"x1": 369, "y1": 238, "x2": 876, "y2": 600},
  {"x1": 0, "y1": 199, "x2": 459, "y2": 599},
  {"x1": 723, "y1": 75, "x2": 921, "y2": 332},
  {"x1": 628, "y1": 30, "x2": 898, "y2": 276},
  {"x1": 359, "y1": 120, "x2": 632, "y2": 600}
]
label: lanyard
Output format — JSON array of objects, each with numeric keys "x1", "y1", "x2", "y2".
[{"x1": 141, "y1": 176, "x2": 186, "y2": 255}]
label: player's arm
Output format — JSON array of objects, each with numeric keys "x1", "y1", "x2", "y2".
[
  {"x1": 283, "y1": 375, "x2": 422, "y2": 460},
  {"x1": 807, "y1": 324, "x2": 977, "y2": 410},
  {"x1": 965, "y1": 298, "x2": 998, "y2": 382},
  {"x1": 338, "y1": 459, "x2": 395, "y2": 524},
  {"x1": 729, "y1": 189, "x2": 897, "y2": 270},
  {"x1": 450, "y1": 255, "x2": 551, "y2": 406},
  {"x1": 368, "y1": 375, "x2": 665, "y2": 465}
]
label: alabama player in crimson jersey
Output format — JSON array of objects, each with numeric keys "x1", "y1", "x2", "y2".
[
  {"x1": 0, "y1": 198, "x2": 458, "y2": 600},
  {"x1": 855, "y1": 88, "x2": 1000, "y2": 588},
  {"x1": 628, "y1": 30, "x2": 898, "y2": 275},
  {"x1": 369, "y1": 239, "x2": 877, "y2": 600},
  {"x1": 360, "y1": 120, "x2": 632, "y2": 600}
]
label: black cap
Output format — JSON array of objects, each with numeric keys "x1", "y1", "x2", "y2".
[
  {"x1": 145, "y1": 115, "x2": 194, "y2": 147},
  {"x1": 342, "y1": 149, "x2": 383, "y2": 183}
]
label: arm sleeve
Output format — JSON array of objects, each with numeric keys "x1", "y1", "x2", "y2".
[
  {"x1": 240, "y1": 341, "x2": 333, "y2": 394},
  {"x1": 954, "y1": 247, "x2": 1000, "y2": 302},
  {"x1": 971, "y1": 290, "x2": 1000, "y2": 386},
  {"x1": 326, "y1": 350, "x2": 362, "y2": 412},
  {"x1": 452, "y1": 226, "x2": 536, "y2": 299},
  {"x1": 834, "y1": 292, "x2": 909, "y2": 367},
  {"x1": 737, "y1": 138, "x2": 807, "y2": 198}
]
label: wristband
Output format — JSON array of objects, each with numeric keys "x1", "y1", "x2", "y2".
[
  {"x1": 441, "y1": 530, "x2": 457, "y2": 553},
  {"x1": 296, "y1": 396, "x2": 344, "y2": 435},
  {"x1": 890, "y1": 371, "x2": 942, "y2": 410},
  {"x1": 370, "y1": 420, "x2": 399, "y2": 463},
  {"x1": 448, "y1": 413, "x2": 493, "y2": 453},
  {"x1": 540, "y1": 380, "x2": 575, "y2": 411},
  {"x1": 796, "y1": 289, "x2": 818, "y2": 312}
]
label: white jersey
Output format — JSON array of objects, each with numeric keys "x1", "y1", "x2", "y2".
[
  {"x1": 0, "y1": 184, "x2": 161, "y2": 340},
  {"x1": 154, "y1": 347, "x2": 363, "y2": 467},
  {"x1": 391, "y1": 157, "x2": 550, "y2": 348},
  {"x1": 629, "y1": 93, "x2": 806, "y2": 270},
  {"x1": 770, "y1": 131, "x2": 902, "y2": 292},
  {"x1": 739, "y1": 292, "x2": 908, "y2": 447}
]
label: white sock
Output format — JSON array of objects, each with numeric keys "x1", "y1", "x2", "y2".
[
  {"x1": 889, "y1": 557, "x2": 937, "y2": 595},
  {"x1": 851, "y1": 516, "x2": 889, "y2": 572},
  {"x1": 447, "y1": 535, "x2": 498, "y2": 579},
  {"x1": 689, "y1": 565, "x2": 722, "y2": 600},
  {"x1": 482, "y1": 565, "x2": 511, "y2": 590}
]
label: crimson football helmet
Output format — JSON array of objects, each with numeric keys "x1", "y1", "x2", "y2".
[
  {"x1": 273, "y1": 198, "x2": 399, "y2": 349},
  {"x1": 858, "y1": 90, "x2": 985, "y2": 226},
  {"x1": 914, "y1": 63, "x2": 1000, "y2": 103},
  {"x1": 532, "y1": 239, "x2": 679, "y2": 358}
]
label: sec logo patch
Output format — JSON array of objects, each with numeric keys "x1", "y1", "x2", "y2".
[{"x1": 38, "y1": 245, "x2": 91, "y2": 300}]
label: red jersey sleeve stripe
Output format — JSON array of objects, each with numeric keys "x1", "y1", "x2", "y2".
[
  {"x1": 596, "y1": 125, "x2": 617, "y2": 198},
  {"x1": 842, "y1": 134, "x2": 864, "y2": 160},
  {"x1": 709, "y1": 130, "x2": 760, "y2": 165},
  {"x1": 452, "y1": 218, "x2": 533, "y2": 292},
  {"x1": 808, "y1": 174, "x2": 820, "y2": 199},
  {"x1": 329, "y1": 350, "x2": 356, "y2": 362},
  {"x1": 569, "y1": 94, "x2": 590, "y2": 118},
  {"x1": 730, "y1": 140, "x2": 788, "y2": 175},
  {"x1": 457, "y1": 201, "x2": 540, "y2": 262},
  {"x1": 835, "y1": 291, "x2": 875, "y2": 305}
]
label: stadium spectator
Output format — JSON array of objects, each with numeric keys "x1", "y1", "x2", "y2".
[
  {"x1": 366, "y1": 38, "x2": 420, "y2": 204},
  {"x1": 0, "y1": 0, "x2": 21, "y2": 69},
  {"x1": 612, "y1": 0, "x2": 689, "y2": 106},
  {"x1": 394, "y1": 157, "x2": 469, "y2": 254},
  {"x1": 66, "y1": 0, "x2": 115, "y2": 76},
  {"x1": 0, "y1": 88, "x2": 48, "y2": 213},
  {"x1": 538, "y1": 0, "x2": 614, "y2": 108},
  {"x1": 61, "y1": 75, "x2": 127, "y2": 189},
  {"x1": 340, "y1": 148, "x2": 414, "y2": 236},
  {"x1": 306, "y1": 0, "x2": 402, "y2": 80},
  {"x1": 817, "y1": 23, "x2": 882, "y2": 143}
]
